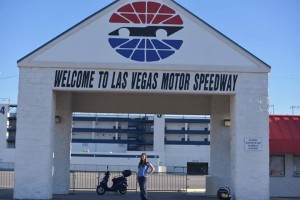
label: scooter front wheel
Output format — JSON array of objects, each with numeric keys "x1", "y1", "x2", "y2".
[
  {"x1": 96, "y1": 185, "x2": 106, "y2": 195},
  {"x1": 119, "y1": 185, "x2": 127, "y2": 194}
]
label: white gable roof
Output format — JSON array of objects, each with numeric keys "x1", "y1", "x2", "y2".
[{"x1": 17, "y1": 0, "x2": 270, "y2": 73}]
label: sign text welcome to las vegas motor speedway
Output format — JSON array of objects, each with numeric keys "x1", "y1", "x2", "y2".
[{"x1": 53, "y1": 69, "x2": 238, "y2": 93}]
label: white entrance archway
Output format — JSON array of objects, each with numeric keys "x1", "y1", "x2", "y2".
[{"x1": 14, "y1": 1, "x2": 270, "y2": 199}]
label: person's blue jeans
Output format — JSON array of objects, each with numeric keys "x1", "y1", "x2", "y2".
[{"x1": 138, "y1": 176, "x2": 148, "y2": 200}]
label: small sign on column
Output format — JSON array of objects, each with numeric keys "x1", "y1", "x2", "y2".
[{"x1": 244, "y1": 138, "x2": 262, "y2": 151}]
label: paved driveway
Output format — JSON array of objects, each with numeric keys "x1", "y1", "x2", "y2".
[
  {"x1": 1, "y1": 189, "x2": 215, "y2": 200},
  {"x1": 1, "y1": 189, "x2": 300, "y2": 200}
]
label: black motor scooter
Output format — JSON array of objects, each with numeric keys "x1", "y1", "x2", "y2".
[{"x1": 96, "y1": 166, "x2": 132, "y2": 195}]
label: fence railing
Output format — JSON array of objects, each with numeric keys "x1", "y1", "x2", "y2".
[
  {"x1": 70, "y1": 170, "x2": 187, "y2": 192},
  {"x1": 1, "y1": 169, "x2": 187, "y2": 192},
  {"x1": 70, "y1": 170, "x2": 138, "y2": 191},
  {"x1": 147, "y1": 172, "x2": 186, "y2": 191}
]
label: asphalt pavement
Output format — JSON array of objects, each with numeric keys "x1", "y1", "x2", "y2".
[
  {"x1": 1, "y1": 189, "x2": 215, "y2": 200},
  {"x1": 1, "y1": 189, "x2": 300, "y2": 200}
]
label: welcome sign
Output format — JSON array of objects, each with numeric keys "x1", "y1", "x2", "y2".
[{"x1": 53, "y1": 69, "x2": 238, "y2": 93}]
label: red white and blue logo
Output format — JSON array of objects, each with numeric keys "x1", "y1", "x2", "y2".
[{"x1": 108, "y1": 1, "x2": 184, "y2": 62}]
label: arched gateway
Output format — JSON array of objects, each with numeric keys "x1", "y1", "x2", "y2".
[{"x1": 14, "y1": 0, "x2": 270, "y2": 199}]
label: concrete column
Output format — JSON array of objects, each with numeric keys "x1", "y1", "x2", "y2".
[
  {"x1": 230, "y1": 75, "x2": 269, "y2": 200},
  {"x1": 154, "y1": 114, "x2": 165, "y2": 168},
  {"x1": 206, "y1": 95, "x2": 231, "y2": 195},
  {"x1": 14, "y1": 68, "x2": 56, "y2": 199},
  {"x1": 53, "y1": 92, "x2": 72, "y2": 194}
]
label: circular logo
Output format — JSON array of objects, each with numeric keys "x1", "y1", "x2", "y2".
[{"x1": 108, "y1": 1, "x2": 184, "y2": 62}]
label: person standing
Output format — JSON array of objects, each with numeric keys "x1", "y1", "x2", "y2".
[{"x1": 138, "y1": 153, "x2": 155, "y2": 200}]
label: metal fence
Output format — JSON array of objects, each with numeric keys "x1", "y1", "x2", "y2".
[
  {"x1": 0, "y1": 169, "x2": 187, "y2": 192},
  {"x1": 70, "y1": 170, "x2": 138, "y2": 191},
  {"x1": 147, "y1": 172, "x2": 186, "y2": 191},
  {"x1": 70, "y1": 170, "x2": 187, "y2": 192}
]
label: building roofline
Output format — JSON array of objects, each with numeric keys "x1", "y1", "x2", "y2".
[
  {"x1": 270, "y1": 115, "x2": 300, "y2": 117},
  {"x1": 17, "y1": 0, "x2": 271, "y2": 69},
  {"x1": 170, "y1": 0, "x2": 271, "y2": 69}
]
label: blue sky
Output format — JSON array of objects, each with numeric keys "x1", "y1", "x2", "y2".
[{"x1": 0, "y1": 0, "x2": 299, "y2": 114}]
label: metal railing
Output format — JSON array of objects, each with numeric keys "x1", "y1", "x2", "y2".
[
  {"x1": 0, "y1": 169, "x2": 187, "y2": 192},
  {"x1": 70, "y1": 170, "x2": 187, "y2": 192},
  {"x1": 70, "y1": 170, "x2": 138, "y2": 191},
  {"x1": 147, "y1": 172, "x2": 186, "y2": 191}
]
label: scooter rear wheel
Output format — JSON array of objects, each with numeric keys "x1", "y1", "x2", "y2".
[
  {"x1": 119, "y1": 186, "x2": 127, "y2": 194},
  {"x1": 96, "y1": 185, "x2": 106, "y2": 195}
]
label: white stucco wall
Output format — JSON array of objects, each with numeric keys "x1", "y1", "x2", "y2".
[
  {"x1": 206, "y1": 95, "x2": 231, "y2": 195},
  {"x1": 14, "y1": 68, "x2": 57, "y2": 199},
  {"x1": 53, "y1": 92, "x2": 72, "y2": 194},
  {"x1": 230, "y1": 73, "x2": 269, "y2": 200}
]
